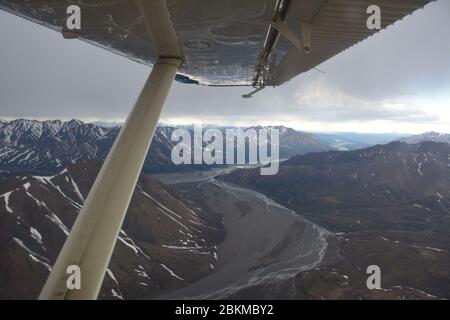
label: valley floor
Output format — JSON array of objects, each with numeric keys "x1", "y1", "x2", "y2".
[
  {"x1": 152, "y1": 169, "x2": 330, "y2": 299},
  {"x1": 153, "y1": 166, "x2": 450, "y2": 300}
]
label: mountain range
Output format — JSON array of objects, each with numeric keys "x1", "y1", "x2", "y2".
[
  {"x1": 2, "y1": 118, "x2": 450, "y2": 299},
  {"x1": 398, "y1": 131, "x2": 450, "y2": 144},
  {"x1": 0, "y1": 119, "x2": 331, "y2": 175}
]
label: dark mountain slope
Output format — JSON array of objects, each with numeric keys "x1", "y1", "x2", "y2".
[
  {"x1": 0, "y1": 160, "x2": 224, "y2": 299},
  {"x1": 219, "y1": 141, "x2": 450, "y2": 299}
]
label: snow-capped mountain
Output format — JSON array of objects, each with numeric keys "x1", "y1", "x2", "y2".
[
  {"x1": 0, "y1": 120, "x2": 331, "y2": 175},
  {"x1": 0, "y1": 119, "x2": 180, "y2": 174},
  {"x1": 0, "y1": 160, "x2": 224, "y2": 299},
  {"x1": 399, "y1": 131, "x2": 450, "y2": 144},
  {"x1": 174, "y1": 124, "x2": 331, "y2": 158}
]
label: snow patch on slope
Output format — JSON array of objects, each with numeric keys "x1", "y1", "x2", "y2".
[{"x1": 161, "y1": 264, "x2": 184, "y2": 281}]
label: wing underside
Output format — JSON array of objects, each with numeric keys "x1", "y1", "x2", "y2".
[{"x1": 0, "y1": 0, "x2": 433, "y2": 86}]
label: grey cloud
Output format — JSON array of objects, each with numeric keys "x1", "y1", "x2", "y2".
[
  {"x1": 315, "y1": 0, "x2": 450, "y2": 101},
  {"x1": 0, "y1": 0, "x2": 449, "y2": 129},
  {"x1": 289, "y1": 101, "x2": 439, "y2": 123}
]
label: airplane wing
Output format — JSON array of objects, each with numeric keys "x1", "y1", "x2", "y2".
[
  {"x1": 266, "y1": 0, "x2": 435, "y2": 86},
  {"x1": 0, "y1": 0, "x2": 433, "y2": 87}
]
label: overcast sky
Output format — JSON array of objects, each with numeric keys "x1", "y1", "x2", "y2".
[{"x1": 0, "y1": 1, "x2": 449, "y2": 133}]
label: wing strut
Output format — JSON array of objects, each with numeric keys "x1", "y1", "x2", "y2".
[{"x1": 39, "y1": 0, "x2": 182, "y2": 300}]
